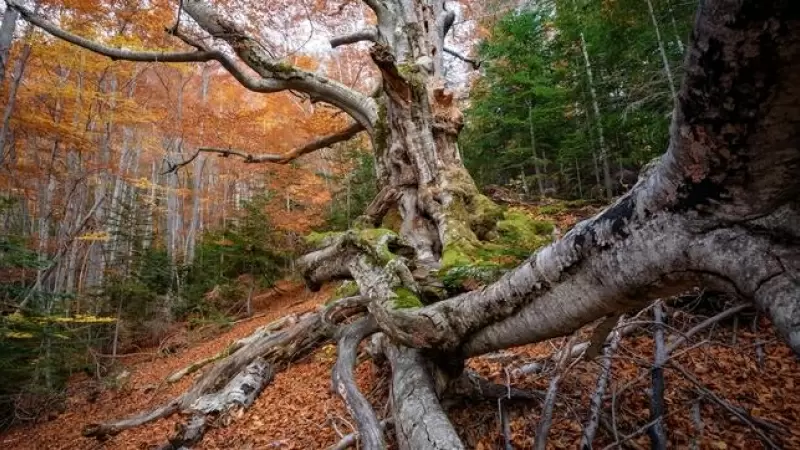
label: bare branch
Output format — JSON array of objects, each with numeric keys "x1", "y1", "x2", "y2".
[
  {"x1": 444, "y1": 47, "x2": 480, "y2": 69},
  {"x1": 193, "y1": 121, "x2": 364, "y2": 165},
  {"x1": 163, "y1": 149, "x2": 201, "y2": 174},
  {"x1": 362, "y1": 0, "x2": 389, "y2": 20},
  {"x1": 665, "y1": 303, "x2": 749, "y2": 355},
  {"x1": 182, "y1": 0, "x2": 378, "y2": 129},
  {"x1": 331, "y1": 26, "x2": 378, "y2": 48},
  {"x1": 7, "y1": 0, "x2": 215, "y2": 63}
]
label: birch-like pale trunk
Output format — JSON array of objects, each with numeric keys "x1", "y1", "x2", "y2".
[
  {"x1": 528, "y1": 103, "x2": 545, "y2": 197},
  {"x1": 0, "y1": 23, "x2": 29, "y2": 166},
  {"x1": 578, "y1": 30, "x2": 613, "y2": 199},
  {"x1": 645, "y1": 0, "x2": 678, "y2": 102},
  {"x1": 0, "y1": 7, "x2": 18, "y2": 84}
]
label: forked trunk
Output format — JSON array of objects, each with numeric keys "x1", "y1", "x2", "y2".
[{"x1": 364, "y1": 0, "x2": 493, "y2": 267}]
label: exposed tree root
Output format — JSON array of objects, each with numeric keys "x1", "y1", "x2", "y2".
[
  {"x1": 331, "y1": 317, "x2": 384, "y2": 450},
  {"x1": 327, "y1": 419, "x2": 393, "y2": 450},
  {"x1": 447, "y1": 369, "x2": 544, "y2": 402},
  {"x1": 385, "y1": 341, "x2": 465, "y2": 450}
]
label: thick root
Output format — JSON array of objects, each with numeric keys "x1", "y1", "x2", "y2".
[
  {"x1": 331, "y1": 317, "x2": 385, "y2": 450},
  {"x1": 385, "y1": 341, "x2": 465, "y2": 450}
]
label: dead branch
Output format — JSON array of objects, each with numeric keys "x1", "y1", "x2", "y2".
[
  {"x1": 581, "y1": 316, "x2": 626, "y2": 448},
  {"x1": 534, "y1": 336, "x2": 579, "y2": 450},
  {"x1": 331, "y1": 27, "x2": 379, "y2": 48},
  {"x1": 443, "y1": 47, "x2": 480, "y2": 69},
  {"x1": 665, "y1": 303, "x2": 749, "y2": 355},
  {"x1": 190, "y1": 122, "x2": 364, "y2": 167},
  {"x1": 84, "y1": 312, "x2": 328, "y2": 439},
  {"x1": 601, "y1": 418, "x2": 661, "y2": 450},
  {"x1": 447, "y1": 369, "x2": 544, "y2": 402},
  {"x1": 7, "y1": 0, "x2": 215, "y2": 63},
  {"x1": 648, "y1": 302, "x2": 668, "y2": 450}
]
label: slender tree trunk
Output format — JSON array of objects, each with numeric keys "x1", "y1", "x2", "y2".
[
  {"x1": 645, "y1": 0, "x2": 678, "y2": 102},
  {"x1": 578, "y1": 31, "x2": 613, "y2": 199},
  {"x1": 528, "y1": 103, "x2": 545, "y2": 197},
  {"x1": 0, "y1": 26, "x2": 29, "y2": 166},
  {"x1": 0, "y1": 7, "x2": 19, "y2": 84},
  {"x1": 665, "y1": 0, "x2": 685, "y2": 54}
]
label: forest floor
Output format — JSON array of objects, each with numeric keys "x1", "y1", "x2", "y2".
[{"x1": 3, "y1": 202, "x2": 800, "y2": 450}]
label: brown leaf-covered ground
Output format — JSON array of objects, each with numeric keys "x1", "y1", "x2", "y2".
[{"x1": 2, "y1": 203, "x2": 799, "y2": 449}]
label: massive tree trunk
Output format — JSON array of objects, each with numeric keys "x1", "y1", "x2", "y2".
[
  {"x1": 358, "y1": 0, "x2": 493, "y2": 267},
  {"x1": 12, "y1": 0, "x2": 799, "y2": 448}
]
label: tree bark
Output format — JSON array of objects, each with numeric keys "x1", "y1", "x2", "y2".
[{"x1": 0, "y1": 7, "x2": 18, "y2": 84}]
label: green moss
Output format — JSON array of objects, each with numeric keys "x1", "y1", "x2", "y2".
[
  {"x1": 305, "y1": 231, "x2": 341, "y2": 249},
  {"x1": 439, "y1": 263, "x2": 505, "y2": 293},
  {"x1": 330, "y1": 281, "x2": 359, "y2": 302},
  {"x1": 442, "y1": 246, "x2": 473, "y2": 268},
  {"x1": 538, "y1": 204, "x2": 567, "y2": 216},
  {"x1": 470, "y1": 194, "x2": 504, "y2": 238},
  {"x1": 393, "y1": 287, "x2": 423, "y2": 309},
  {"x1": 271, "y1": 61, "x2": 295, "y2": 73},
  {"x1": 495, "y1": 209, "x2": 553, "y2": 252}
]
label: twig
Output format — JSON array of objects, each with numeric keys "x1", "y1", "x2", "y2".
[
  {"x1": 648, "y1": 302, "x2": 668, "y2": 450},
  {"x1": 581, "y1": 316, "x2": 626, "y2": 448},
  {"x1": 670, "y1": 362, "x2": 784, "y2": 449},
  {"x1": 665, "y1": 303, "x2": 749, "y2": 355},
  {"x1": 601, "y1": 418, "x2": 661, "y2": 450},
  {"x1": 690, "y1": 397, "x2": 703, "y2": 450},
  {"x1": 327, "y1": 419, "x2": 392, "y2": 450},
  {"x1": 752, "y1": 313, "x2": 765, "y2": 369},
  {"x1": 533, "y1": 335, "x2": 577, "y2": 450}
]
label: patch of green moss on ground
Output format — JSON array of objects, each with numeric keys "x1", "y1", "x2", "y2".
[
  {"x1": 436, "y1": 207, "x2": 554, "y2": 293},
  {"x1": 495, "y1": 209, "x2": 554, "y2": 252},
  {"x1": 393, "y1": 287, "x2": 423, "y2": 309}
]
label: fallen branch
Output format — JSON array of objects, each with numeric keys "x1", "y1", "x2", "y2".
[
  {"x1": 85, "y1": 312, "x2": 328, "y2": 439},
  {"x1": 648, "y1": 302, "x2": 668, "y2": 450},
  {"x1": 161, "y1": 358, "x2": 273, "y2": 449},
  {"x1": 581, "y1": 315, "x2": 626, "y2": 448},
  {"x1": 166, "y1": 314, "x2": 301, "y2": 384},
  {"x1": 534, "y1": 336, "x2": 579, "y2": 450},
  {"x1": 665, "y1": 303, "x2": 749, "y2": 355},
  {"x1": 601, "y1": 418, "x2": 661, "y2": 450},
  {"x1": 447, "y1": 369, "x2": 544, "y2": 402}
]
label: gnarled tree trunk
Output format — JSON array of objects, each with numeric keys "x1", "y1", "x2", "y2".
[{"x1": 12, "y1": 0, "x2": 799, "y2": 449}]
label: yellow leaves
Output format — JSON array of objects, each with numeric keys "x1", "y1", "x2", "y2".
[
  {"x1": 3, "y1": 331, "x2": 35, "y2": 339},
  {"x1": 77, "y1": 231, "x2": 111, "y2": 241},
  {"x1": 5, "y1": 312, "x2": 116, "y2": 325}
]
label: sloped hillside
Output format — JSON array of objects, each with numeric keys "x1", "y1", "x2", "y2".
[{"x1": 2, "y1": 204, "x2": 799, "y2": 450}]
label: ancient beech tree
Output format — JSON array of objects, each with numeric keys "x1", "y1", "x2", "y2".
[{"x1": 9, "y1": 0, "x2": 799, "y2": 448}]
